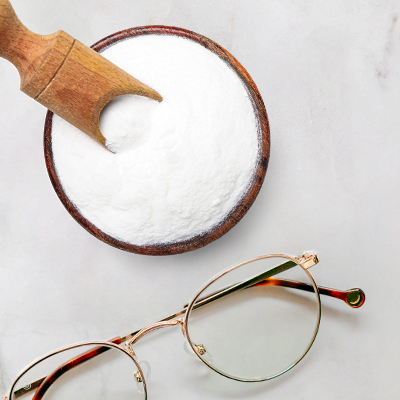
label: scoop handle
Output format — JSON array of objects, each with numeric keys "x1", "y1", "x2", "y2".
[
  {"x1": 0, "y1": 0, "x2": 47, "y2": 75},
  {"x1": 0, "y1": 0, "x2": 29, "y2": 69},
  {"x1": 0, "y1": 0, "x2": 72, "y2": 97}
]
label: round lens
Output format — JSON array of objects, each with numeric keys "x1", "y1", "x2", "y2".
[
  {"x1": 185, "y1": 255, "x2": 321, "y2": 381},
  {"x1": 9, "y1": 343, "x2": 145, "y2": 400}
]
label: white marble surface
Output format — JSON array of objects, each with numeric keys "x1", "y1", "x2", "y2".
[{"x1": 0, "y1": 0, "x2": 399, "y2": 398}]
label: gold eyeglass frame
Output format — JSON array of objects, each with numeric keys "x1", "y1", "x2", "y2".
[
  {"x1": 183, "y1": 252, "x2": 321, "y2": 382},
  {"x1": 3, "y1": 251, "x2": 365, "y2": 400}
]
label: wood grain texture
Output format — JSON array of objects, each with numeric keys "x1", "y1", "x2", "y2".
[
  {"x1": 36, "y1": 39, "x2": 162, "y2": 146},
  {"x1": 44, "y1": 26, "x2": 270, "y2": 256},
  {"x1": 0, "y1": 0, "x2": 162, "y2": 147}
]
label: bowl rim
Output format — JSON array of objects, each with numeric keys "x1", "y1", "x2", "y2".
[{"x1": 43, "y1": 25, "x2": 270, "y2": 256}]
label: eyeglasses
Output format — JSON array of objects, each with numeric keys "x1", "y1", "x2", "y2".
[{"x1": 3, "y1": 252, "x2": 365, "y2": 400}]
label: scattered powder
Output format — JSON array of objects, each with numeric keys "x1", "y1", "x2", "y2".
[{"x1": 51, "y1": 35, "x2": 259, "y2": 246}]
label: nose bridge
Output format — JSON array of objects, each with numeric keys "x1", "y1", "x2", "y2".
[{"x1": 127, "y1": 319, "x2": 182, "y2": 348}]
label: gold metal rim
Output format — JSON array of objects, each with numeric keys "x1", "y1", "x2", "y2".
[{"x1": 183, "y1": 253, "x2": 322, "y2": 382}]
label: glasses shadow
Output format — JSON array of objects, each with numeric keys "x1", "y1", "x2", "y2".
[
  {"x1": 180, "y1": 287, "x2": 364, "y2": 398},
  {"x1": 181, "y1": 352, "x2": 315, "y2": 398}
]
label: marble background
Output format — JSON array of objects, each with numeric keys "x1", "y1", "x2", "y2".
[{"x1": 0, "y1": 0, "x2": 399, "y2": 398}]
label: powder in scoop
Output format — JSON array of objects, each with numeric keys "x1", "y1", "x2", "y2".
[{"x1": 51, "y1": 34, "x2": 259, "y2": 246}]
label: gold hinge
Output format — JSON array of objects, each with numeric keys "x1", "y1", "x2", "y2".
[{"x1": 296, "y1": 252, "x2": 319, "y2": 269}]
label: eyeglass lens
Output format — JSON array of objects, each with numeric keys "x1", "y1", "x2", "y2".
[
  {"x1": 10, "y1": 344, "x2": 145, "y2": 400},
  {"x1": 186, "y1": 256, "x2": 320, "y2": 381}
]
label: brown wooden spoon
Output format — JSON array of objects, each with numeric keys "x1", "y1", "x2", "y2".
[{"x1": 0, "y1": 0, "x2": 162, "y2": 148}]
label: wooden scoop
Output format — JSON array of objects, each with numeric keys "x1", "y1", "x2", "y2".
[{"x1": 0, "y1": 0, "x2": 162, "y2": 148}]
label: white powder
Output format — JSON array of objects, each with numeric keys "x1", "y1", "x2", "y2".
[{"x1": 51, "y1": 34, "x2": 259, "y2": 246}]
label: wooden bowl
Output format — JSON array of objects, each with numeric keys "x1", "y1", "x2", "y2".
[{"x1": 44, "y1": 26, "x2": 270, "y2": 256}]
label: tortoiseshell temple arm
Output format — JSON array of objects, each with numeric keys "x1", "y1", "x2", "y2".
[
  {"x1": 251, "y1": 278, "x2": 366, "y2": 308},
  {"x1": 183, "y1": 278, "x2": 365, "y2": 309},
  {"x1": 13, "y1": 338, "x2": 123, "y2": 399}
]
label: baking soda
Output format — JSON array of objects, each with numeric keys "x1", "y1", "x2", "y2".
[{"x1": 51, "y1": 35, "x2": 259, "y2": 246}]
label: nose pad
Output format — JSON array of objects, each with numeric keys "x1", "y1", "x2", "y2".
[
  {"x1": 183, "y1": 342, "x2": 211, "y2": 361},
  {"x1": 183, "y1": 341, "x2": 213, "y2": 377},
  {"x1": 135, "y1": 361, "x2": 151, "y2": 394},
  {"x1": 194, "y1": 344, "x2": 206, "y2": 356}
]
